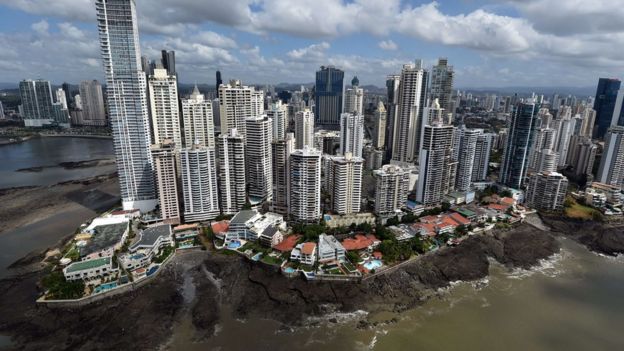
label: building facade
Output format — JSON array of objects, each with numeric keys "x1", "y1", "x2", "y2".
[
  {"x1": 182, "y1": 85, "x2": 215, "y2": 148},
  {"x1": 374, "y1": 164, "x2": 410, "y2": 216},
  {"x1": 500, "y1": 101, "x2": 539, "y2": 189},
  {"x1": 295, "y1": 109, "x2": 315, "y2": 149},
  {"x1": 526, "y1": 172, "x2": 568, "y2": 211},
  {"x1": 148, "y1": 68, "x2": 181, "y2": 147},
  {"x1": 219, "y1": 80, "x2": 263, "y2": 137},
  {"x1": 416, "y1": 120, "x2": 457, "y2": 206},
  {"x1": 19, "y1": 79, "x2": 54, "y2": 127},
  {"x1": 151, "y1": 140, "x2": 180, "y2": 224},
  {"x1": 288, "y1": 147, "x2": 322, "y2": 223},
  {"x1": 180, "y1": 144, "x2": 220, "y2": 222},
  {"x1": 593, "y1": 78, "x2": 621, "y2": 139},
  {"x1": 339, "y1": 112, "x2": 364, "y2": 158},
  {"x1": 314, "y1": 66, "x2": 344, "y2": 126},
  {"x1": 271, "y1": 133, "x2": 295, "y2": 215},
  {"x1": 596, "y1": 126, "x2": 624, "y2": 188},
  {"x1": 218, "y1": 128, "x2": 247, "y2": 214},
  {"x1": 326, "y1": 153, "x2": 363, "y2": 215},
  {"x1": 245, "y1": 115, "x2": 273, "y2": 205},
  {"x1": 78, "y1": 80, "x2": 107, "y2": 126}
]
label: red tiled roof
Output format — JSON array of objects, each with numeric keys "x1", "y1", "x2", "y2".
[
  {"x1": 488, "y1": 203, "x2": 509, "y2": 212},
  {"x1": 448, "y1": 212, "x2": 470, "y2": 226},
  {"x1": 211, "y1": 220, "x2": 229, "y2": 234},
  {"x1": 438, "y1": 217, "x2": 458, "y2": 229},
  {"x1": 301, "y1": 242, "x2": 316, "y2": 255},
  {"x1": 420, "y1": 215, "x2": 438, "y2": 223},
  {"x1": 372, "y1": 251, "x2": 382, "y2": 259},
  {"x1": 174, "y1": 223, "x2": 199, "y2": 231},
  {"x1": 273, "y1": 234, "x2": 301, "y2": 252},
  {"x1": 500, "y1": 197, "x2": 515, "y2": 206},
  {"x1": 341, "y1": 234, "x2": 379, "y2": 251}
]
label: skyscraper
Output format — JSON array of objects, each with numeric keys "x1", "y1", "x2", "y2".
[
  {"x1": 416, "y1": 118, "x2": 457, "y2": 205},
  {"x1": 454, "y1": 126, "x2": 481, "y2": 192},
  {"x1": 593, "y1": 78, "x2": 621, "y2": 139},
  {"x1": 373, "y1": 165, "x2": 410, "y2": 216},
  {"x1": 373, "y1": 101, "x2": 387, "y2": 149},
  {"x1": 271, "y1": 133, "x2": 295, "y2": 215},
  {"x1": 218, "y1": 128, "x2": 246, "y2": 214},
  {"x1": 339, "y1": 112, "x2": 364, "y2": 158},
  {"x1": 267, "y1": 100, "x2": 288, "y2": 140},
  {"x1": 180, "y1": 143, "x2": 220, "y2": 222},
  {"x1": 392, "y1": 60, "x2": 428, "y2": 163},
  {"x1": 61, "y1": 82, "x2": 72, "y2": 107},
  {"x1": 326, "y1": 153, "x2": 363, "y2": 215},
  {"x1": 182, "y1": 85, "x2": 214, "y2": 148},
  {"x1": 472, "y1": 133, "x2": 493, "y2": 182},
  {"x1": 610, "y1": 88, "x2": 624, "y2": 129},
  {"x1": 430, "y1": 58, "x2": 454, "y2": 119},
  {"x1": 19, "y1": 79, "x2": 54, "y2": 127},
  {"x1": 161, "y1": 50, "x2": 176, "y2": 76},
  {"x1": 384, "y1": 75, "x2": 400, "y2": 161},
  {"x1": 580, "y1": 108, "x2": 596, "y2": 138},
  {"x1": 151, "y1": 140, "x2": 180, "y2": 224},
  {"x1": 96, "y1": 0, "x2": 157, "y2": 212},
  {"x1": 596, "y1": 126, "x2": 624, "y2": 188},
  {"x1": 526, "y1": 171, "x2": 568, "y2": 211},
  {"x1": 219, "y1": 80, "x2": 263, "y2": 137},
  {"x1": 79, "y1": 80, "x2": 107, "y2": 126},
  {"x1": 215, "y1": 70, "x2": 222, "y2": 98},
  {"x1": 245, "y1": 115, "x2": 273, "y2": 205},
  {"x1": 295, "y1": 109, "x2": 315, "y2": 149},
  {"x1": 288, "y1": 147, "x2": 322, "y2": 223},
  {"x1": 55, "y1": 88, "x2": 68, "y2": 110},
  {"x1": 314, "y1": 66, "x2": 344, "y2": 126},
  {"x1": 566, "y1": 135, "x2": 597, "y2": 178},
  {"x1": 149, "y1": 68, "x2": 181, "y2": 147},
  {"x1": 344, "y1": 76, "x2": 363, "y2": 115},
  {"x1": 500, "y1": 101, "x2": 540, "y2": 189}
]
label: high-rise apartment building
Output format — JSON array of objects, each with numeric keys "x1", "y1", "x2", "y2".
[
  {"x1": 314, "y1": 66, "x2": 344, "y2": 126},
  {"x1": 384, "y1": 75, "x2": 400, "y2": 161},
  {"x1": 580, "y1": 108, "x2": 596, "y2": 138},
  {"x1": 219, "y1": 80, "x2": 263, "y2": 137},
  {"x1": 180, "y1": 143, "x2": 220, "y2": 222},
  {"x1": 78, "y1": 80, "x2": 107, "y2": 126},
  {"x1": 326, "y1": 153, "x2": 363, "y2": 215},
  {"x1": 416, "y1": 119, "x2": 457, "y2": 205},
  {"x1": 454, "y1": 127, "x2": 481, "y2": 192},
  {"x1": 148, "y1": 68, "x2": 181, "y2": 147},
  {"x1": 472, "y1": 133, "x2": 493, "y2": 182},
  {"x1": 182, "y1": 85, "x2": 214, "y2": 148},
  {"x1": 271, "y1": 133, "x2": 295, "y2": 215},
  {"x1": 19, "y1": 79, "x2": 54, "y2": 127},
  {"x1": 295, "y1": 109, "x2": 315, "y2": 149},
  {"x1": 161, "y1": 50, "x2": 176, "y2": 76},
  {"x1": 430, "y1": 58, "x2": 454, "y2": 119},
  {"x1": 96, "y1": 0, "x2": 157, "y2": 212},
  {"x1": 339, "y1": 112, "x2": 364, "y2": 158},
  {"x1": 500, "y1": 101, "x2": 539, "y2": 189},
  {"x1": 218, "y1": 128, "x2": 247, "y2": 214},
  {"x1": 593, "y1": 78, "x2": 621, "y2": 139},
  {"x1": 596, "y1": 126, "x2": 624, "y2": 188},
  {"x1": 267, "y1": 100, "x2": 288, "y2": 140},
  {"x1": 288, "y1": 147, "x2": 322, "y2": 223},
  {"x1": 373, "y1": 101, "x2": 387, "y2": 149},
  {"x1": 566, "y1": 135, "x2": 597, "y2": 178},
  {"x1": 373, "y1": 164, "x2": 410, "y2": 216},
  {"x1": 392, "y1": 60, "x2": 428, "y2": 163},
  {"x1": 245, "y1": 115, "x2": 273, "y2": 205},
  {"x1": 344, "y1": 76, "x2": 363, "y2": 115},
  {"x1": 526, "y1": 171, "x2": 568, "y2": 211},
  {"x1": 151, "y1": 140, "x2": 180, "y2": 224},
  {"x1": 215, "y1": 70, "x2": 222, "y2": 98}
]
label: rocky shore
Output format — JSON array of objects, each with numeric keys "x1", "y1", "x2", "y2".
[
  {"x1": 16, "y1": 158, "x2": 115, "y2": 173},
  {"x1": 0, "y1": 222, "x2": 562, "y2": 350},
  {"x1": 540, "y1": 214, "x2": 624, "y2": 256}
]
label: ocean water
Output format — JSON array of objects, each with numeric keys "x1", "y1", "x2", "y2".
[{"x1": 167, "y1": 238, "x2": 624, "y2": 350}]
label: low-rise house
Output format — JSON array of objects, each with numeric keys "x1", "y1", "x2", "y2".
[
  {"x1": 324, "y1": 213, "x2": 376, "y2": 228},
  {"x1": 63, "y1": 256, "x2": 118, "y2": 281},
  {"x1": 389, "y1": 224, "x2": 418, "y2": 241},
  {"x1": 225, "y1": 210, "x2": 286, "y2": 241},
  {"x1": 119, "y1": 224, "x2": 173, "y2": 270},
  {"x1": 318, "y1": 234, "x2": 346, "y2": 262},
  {"x1": 110, "y1": 209, "x2": 141, "y2": 219},
  {"x1": 588, "y1": 182, "x2": 622, "y2": 207},
  {"x1": 341, "y1": 234, "x2": 380, "y2": 252},
  {"x1": 258, "y1": 225, "x2": 284, "y2": 247},
  {"x1": 584, "y1": 188, "x2": 607, "y2": 208},
  {"x1": 290, "y1": 242, "x2": 317, "y2": 265},
  {"x1": 211, "y1": 220, "x2": 230, "y2": 239},
  {"x1": 273, "y1": 235, "x2": 300, "y2": 253},
  {"x1": 78, "y1": 217, "x2": 130, "y2": 260}
]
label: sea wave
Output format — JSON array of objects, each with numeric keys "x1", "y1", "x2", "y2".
[{"x1": 506, "y1": 251, "x2": 566, "y2": 280}]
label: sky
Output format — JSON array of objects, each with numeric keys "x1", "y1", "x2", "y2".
[{"x1": 0, "y1": 0, "x2": 622, "y2": 88}]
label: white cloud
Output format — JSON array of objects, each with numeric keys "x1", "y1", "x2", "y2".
[
  {"x1": 378, "y1": 40, "x2": 397, "y2": 51},
  {"x1": 58, "y1": 22, "x2": 86, "y2": 40},
  {"x1": 31, "y1": 20, "x2": 49, "y2": 36},
  {"x1": 287, "y1": 42, "x2": 330, "y2": 60},
  {"x1": 194, "y1": 31, "x2": 237, "y2": 49}
]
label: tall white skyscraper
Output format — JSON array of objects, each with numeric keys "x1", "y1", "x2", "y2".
[
  {"x1": 288, "y1": 147, "x2": 322, "y2": 223},
  {"x1": 182, "y1": 85, "x2": 215, "y2": 148},
  {"x1": 96, "y1": 0, "x2": 157, "y2": 212},
  {"x1": 526, "y1": 171, "x2": 568, "y2": 211},
  {"x1": 554, "y1": 107, "x2": 576, "y2": 168},
  {"x1": 245, "y1": 115, "x2": 273, "y2": 205},
  {"x1": 219, "y1": 80, "x2": 263, "y2": 137},
  {"x1": 339, "y1": 112, "x2": 364, "y2": 158},
  {"x1": 373, "y1": 164, "x2": 410, "y2": 216},
  {"x1": 295, "y1": 109, "x2": 315, "y2": 149},
  {"x1": 180, "y1": 143, "x2": 220, "y2": 222},
  {"x1": 430, "y1": 58, "x2": 454, "y2": 119},
  {"x1": 55, "y1": 88, "x2": 68, "y2": 110},
  {"x1": 373, "y1": 101, "x2": 387, "y2": 149},
  {"x1": 151, "y1": 140, "x2": 180, "y2": 224},
  {"x1": 149, "y1": 68, "x2": 181, "y2": 147},
  {"x1": 596, "y1": 126, "x2": 624, "y2": 188},
  {"x1": 472, "y1": 133, "x2": 493, "y2": 182},
  {"x1": 454, "y1": 127, "x2": 481, "y2": 192},
  {"x1": 267, "y1": 100, "x2": 288, "y2": 141},
  {"x1": 580, "y1": 108, "x2": 596, "y2": 138},
  {"x1": 271, "y1": 133, "x2": 295, "y2": 215},
  {"x1": 218, "y1": 128, "x2": 247, "y2": 214},
  {"x1": 416, "y1": 118, "x2": 457, "y2": 206},
  {"x1": 392, "y1": 60, "x2": 428, "y2": 163},
  {"x1": 79, "y1": 80, "x2": 107, "y2": 126},
  {"x1": 344, "y1": 76, "x2": 363, "y2": 115},
  {"x1": 326, "y1": 153, "x2": 363, "y2": 215}
]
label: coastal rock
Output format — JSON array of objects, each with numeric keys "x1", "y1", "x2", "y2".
[{"x1": 541, "y1": 215, "x2": 624, "y2": 256}]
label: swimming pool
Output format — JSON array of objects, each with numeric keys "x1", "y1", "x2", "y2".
[
  {"x1": 363, "y1": 259, "x2": 383, "y2": 271},
  {"x1": 251, "y1": 253, "x2": 263, "y2": 261},
  {"x1": 146, "y1": 265, "x2": 159, "y2": 276},
  {"x1": 227, "y1": 240, "x2": 242, "y2": 249},
  {"x1": 283, "y1": 267, "x2": 296, "y2": 273},
  {"x1": 94, "y1": 282, "x2": 117, "y2": 294}
]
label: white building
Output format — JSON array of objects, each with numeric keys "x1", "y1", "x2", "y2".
[
  {"x1": 271, "y1": 133, "x2": 295, "y2": 215},
  {"x1": 63, "y1": 256, "x2": 118, "y2": 282},
  {"x1": 525, "y1": 171, "x2": 568, "y2": 211},
  {"x1": 119, "y1": 224, "x2": 174, "y2": 270},
  {"x1": 472, "y1": 133, "x2": 493, "y2": 182},
  {"x1": 78, "y1": 80, "x2": 107, "y2": 126},
  {"x1": 151, "y1": 140, "x2": 180, "y2": 224},
  {"x1": 373, "y1": 101, "x2": 387, "y2": 149},
  {"x1": 596, "y1": 126, "x2": 624, "y2": 188},
  {"x1": 245, "y1": 115, "x2": 273, "y2": 205},
  {"x1": 180, "y1": 144, "x2": 220, "y2": 222},
  {"x1": 149, "y1": 68, "x2": 181, "y2": 148},
  {"x1": 339, "y1": 112, "x2": 364, "y2": 158},
  {"x1": 182, "y1": 85, "x2": 215, "y2": 148},
  {"x1": 218, "y1": 128, "x2": 247, "y2": 215},
  {"x1": 344, "y1": 78, "x2": 363, "y2": 115},
  {"x1": 288, "y1": 147, "x2": 322, "y2": 223},
  {"x1": 416, "y1": 119, "x2": 457, "y2": 206},
  {"x1": 96, "y1": 0, "x2": 157, "y2": 212},
  {"x1": 374, "y1": 164, "x2": 410, "y2": 216},
  {"x1": 317, "y1": 234, "x2": 346, "y2": 263},
  {"x1": 226, "y1": 210, "x2": 286, "y2": 241},
  {"x1": 290, "y1": 242, "x2": 317, "y2": 265},
  {"x1": 454, "y1": 127, "x2": 481, "y2": 192},
  {"x1": 392, "y1": 60, "x2": 428, "y2": 163},
  {"x1": 267, "y1": 100, "x2": 288, "y2": 140},
  {"x1": 295, "y1": 109, "x2": 315, "y2": 149},
  {"x1": 326, "y1": 153, "x2": 363, "y2": 215},
  {"x1": 219, "y1": 79, "x2": 263, "y2": 137}
]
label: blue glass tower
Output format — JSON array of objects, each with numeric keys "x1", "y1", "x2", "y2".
[
  {"x1": 593, "y1": 78, "x2": 621, "y2": 139},
  {"x1": 314, "y1": 66, "x2": 344, "y2": 126},
  {"x1": 500, "y1": 101, "x2": 540, "y2": 189}
]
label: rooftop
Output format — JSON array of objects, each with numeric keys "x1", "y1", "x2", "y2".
[
  {"x1": 301, "y1": 242, "x2": 316, "y2": 255},
  {"x1": 230, "y1": 210, "x2": 260, "y2": 226},
  {"x1": 211, "y1": 220, "x2": 229, "y2": 234},
  {"x1": 273, "y1": 235, "x2": 300, "y2": 252},
  {"x1": 65, "y1": 256, "x2": 111, "y2": 273},
  {"x1": 318, "y1": 234, "x2": 345, "y2": 252},
  {"x1": 80, "y1": 222, "x2": 128, "y2": 257},
  {"x1": 131, "y1": 224, "x2": 171, "y2": 250},
  {"x1": 341, "y1": 234, "x2": 379, "y2": 251}
]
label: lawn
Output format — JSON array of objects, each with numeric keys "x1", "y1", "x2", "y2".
[
  {"x1": 261, "y1": 255, "x2": 283, "y2": 266},
  {"x1": 565, "y1": 198, "x2": 598, "y2": 220}
]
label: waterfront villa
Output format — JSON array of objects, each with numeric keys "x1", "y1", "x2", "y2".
[
  {"x1": 317, "y1": 234, "x2": 346, "y2": 262},
  {"x1": 63, "y1": 256, "x2": 118, "y2": 281}
]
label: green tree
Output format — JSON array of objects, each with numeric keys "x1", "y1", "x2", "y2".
[{"x1": 346, "y1": 251, "x2": 360, "y2": 263}]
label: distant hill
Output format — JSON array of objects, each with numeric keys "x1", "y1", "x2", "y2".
[{"x1": 458, "y1": 86, "x2": 596, "y2": 97}]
